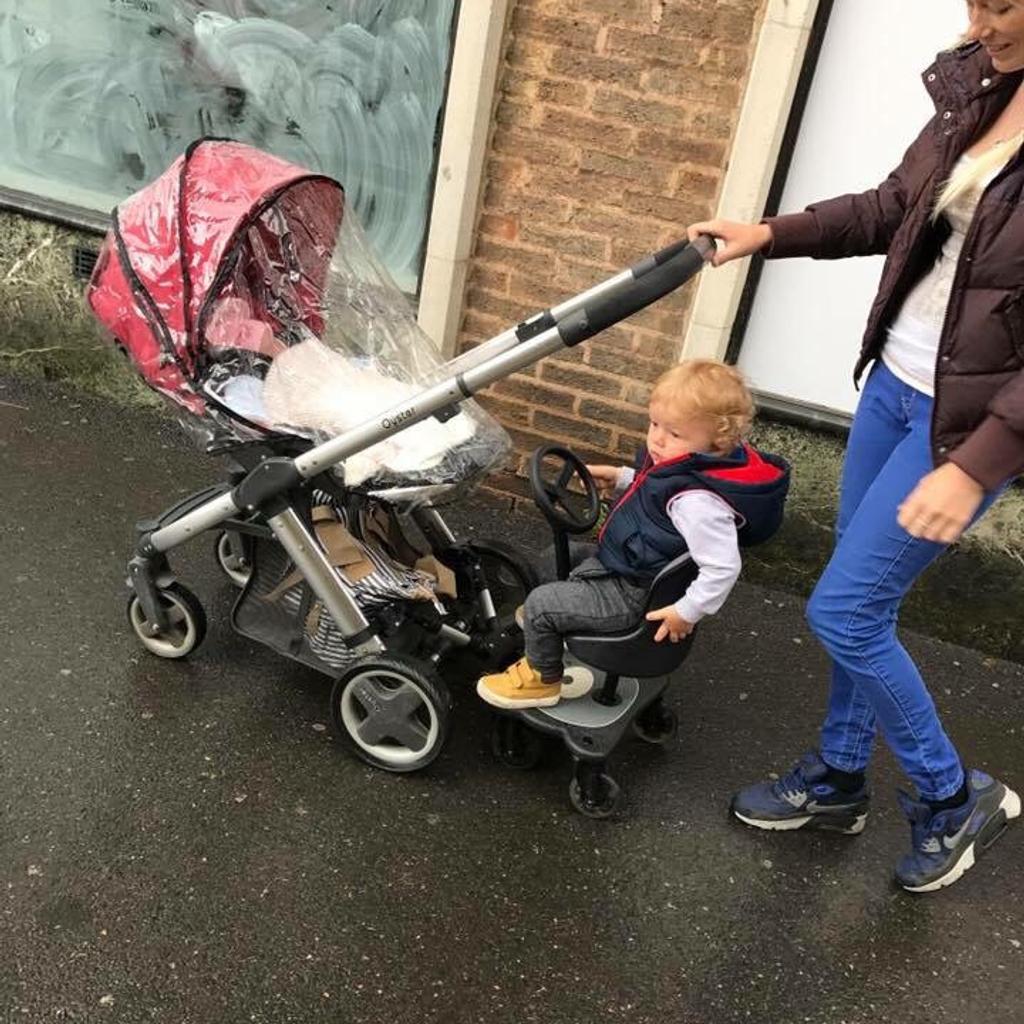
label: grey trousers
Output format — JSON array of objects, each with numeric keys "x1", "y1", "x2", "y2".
[{"x1": 523, "y1": 543, "x2": 648, "y2": 679}]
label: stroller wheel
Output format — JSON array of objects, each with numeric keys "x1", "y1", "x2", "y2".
[
  {"x1": 126, "y1": 583, "x2": 207, "y2": 659},
  {"x1": 470, "y1": 540, "x2": 539, "y2": 627},
  {"x1": 331, "y1": 655, "x2": 452, "y2": 773},
  {"x1": 490, "y1": 715, "x2": 544, "y2": 770},
  {"x1": 214, "y1": 530, "x2": 252, "y2": 588}
]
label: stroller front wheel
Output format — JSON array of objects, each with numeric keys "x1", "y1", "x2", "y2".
[
  {"x1": 126, "y1": 583, "x2": 207, "y2": 659},
  {"x1": 214, "y1": 530, "x2": 252, "y2": 588},
  {"x1": 330, "y1": 655, "x2": 452, "y2": 773}
]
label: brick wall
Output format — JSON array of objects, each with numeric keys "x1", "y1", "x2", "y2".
[{"x1": 460, "y1": 0, "x2": 767, "y2": 499}]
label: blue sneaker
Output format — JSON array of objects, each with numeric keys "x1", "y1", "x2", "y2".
[
  {"x1": 895, "y1": 769, "x2": 1021, "y2": 893},
  {"x1": 731, "y1": 751, "x2": 870, "y2": 834}
]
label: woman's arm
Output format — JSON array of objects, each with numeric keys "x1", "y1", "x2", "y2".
[
  {"x1": 898, "y1": 462, "x2": 985, "y2": 544},
  {"x1": 948, "y1": 377, "x2": 1024, "y2": 492},
  {"x1": 900, "y1": 371, "x2": 1024, "y2": 542},
  {"x1": 690, "y1": 114, "x2": 940, "y2": 264}
]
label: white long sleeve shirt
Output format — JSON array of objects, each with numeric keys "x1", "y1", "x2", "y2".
[{"x1": 615, "y1": 466, "x2": 742, "y2": 623}]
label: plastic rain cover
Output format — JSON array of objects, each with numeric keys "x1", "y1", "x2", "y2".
[{"x1": 87, "y1": 139, "x2": 510, "y2": 501}]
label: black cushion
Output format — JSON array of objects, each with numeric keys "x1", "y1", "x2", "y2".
[{"x1": 565, "y1": 553, "x2": 699, "y2": 678}]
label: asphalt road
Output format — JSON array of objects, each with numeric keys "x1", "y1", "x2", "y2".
[{"x1": 2, "y1": 376, "x2": 1022, "y2": 1024}]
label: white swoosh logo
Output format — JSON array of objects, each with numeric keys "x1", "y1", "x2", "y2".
[
  {"x1": 806, "y1": 799, "x2": 861, "y2": 813},
  {"x1": 942, "y1": 811, "x2": 976, "y2": 851}
]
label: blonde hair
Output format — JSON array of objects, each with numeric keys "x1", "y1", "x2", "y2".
[
  {"x1": 933, "y1": 132, "x2": 1023, "y2": 219},
  {"x1": 933, "y1": 11, "x2": 1024, "y2": 217},
  {"x1": 650, "y1": 359, "x2": 754, "y2": 453}
]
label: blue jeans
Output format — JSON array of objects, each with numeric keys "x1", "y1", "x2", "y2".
[{"x1": 808, "y1": 362, "x2": 1005, "y2": 801}]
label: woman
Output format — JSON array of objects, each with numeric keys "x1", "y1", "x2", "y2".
[{"x1": 688, "y1": 0, "x2": 1023, "y2": 893}]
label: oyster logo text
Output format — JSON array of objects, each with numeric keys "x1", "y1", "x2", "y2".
[{"x1": 382, "y1": 409, "x2": 415, "y2": 430}]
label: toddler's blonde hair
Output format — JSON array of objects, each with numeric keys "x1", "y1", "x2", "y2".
[{"x1": 650, "y1": 359, "x2": 754, "y2": 454}]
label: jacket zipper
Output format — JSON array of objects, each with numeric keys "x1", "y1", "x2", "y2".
[
  {"x1": 929, "y1": 145, "x2": 1018, "y2": 459},
  {"x1": 598, "y1": 452, "x2": 694, "y2": 541},
  {"x1": 924, "y1": 58, "x2": 1024, "y2": 458}
]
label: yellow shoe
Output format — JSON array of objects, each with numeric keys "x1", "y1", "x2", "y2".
[{"x1": 477, "y1": 657, "x2": 562, "y2": 709}]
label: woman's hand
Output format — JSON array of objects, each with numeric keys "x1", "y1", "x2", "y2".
[
  {"x1": 645, "y1": 605, "x2": 695, "y2": 643},
  {"x1": 687, "y1": 219, "x2": 773, "y2": 267},
  {"x1": 897, "y1": 462, "x2": 985, "y2": 544},
  {"x1": 586, "y1": 463, "x2": 621, "y2": 499}
]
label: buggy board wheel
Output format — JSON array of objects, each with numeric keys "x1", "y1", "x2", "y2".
[
  {"x1": 331, "y1": 655, "x2": 452, "y2": 773},
  {"x1": 126, "y1": 583, "x2": 207, "y2": 659},
  {"x1": 569, "y1": 771, "x2": 621, "y2": 819},
  {"x1": 490, "y1": 715, "x2": 544, "y2": 770},
  {"x1": 632, "y1": 702, "x2": 678, "y2": 745},
  {"x1": 214, "y1": 530, "x2": 252, "y2": 588}
]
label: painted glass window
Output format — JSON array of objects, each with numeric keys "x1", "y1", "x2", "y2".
[{"x1": 0, "y1": 0, "x2": 458, "y2": 291}]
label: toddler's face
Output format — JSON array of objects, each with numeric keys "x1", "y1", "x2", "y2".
[{"x1": 646, "y1": 399, "x2": 718, "y2": 463}]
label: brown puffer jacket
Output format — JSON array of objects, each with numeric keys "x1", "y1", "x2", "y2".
[{"x1": 764, "y1": 42, "x2": 1024, "y2": 491}]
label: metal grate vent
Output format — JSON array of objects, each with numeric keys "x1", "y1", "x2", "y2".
[{"x1": 72, "y1": 246, "x2": 99, "y2": 281}]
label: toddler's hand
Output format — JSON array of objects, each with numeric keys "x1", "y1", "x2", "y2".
[
  {"x1": 645, "y1": 605, "x2": 694, "y2": 643},
  {"x1": 586, "y1": 463, "x2": 621, "y2": 498}
]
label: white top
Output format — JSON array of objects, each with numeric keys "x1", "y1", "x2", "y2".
[
  {"x1": 615, "y1": 466, "x2": 742, "y2": 624},
  {"x1": 882, "y1": 154, "x2": 997, "y2": 395}
]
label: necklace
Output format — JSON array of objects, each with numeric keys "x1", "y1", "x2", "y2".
[
  {"x1": 994, "y1": 84, "x2": 1024, "y2": 144},
  {"x1": 990, "y1": 127, "x2": 1024, "y2": 147},
  {"x1": 985, "y1": 80, "x2": 1024, "y2": 145}
]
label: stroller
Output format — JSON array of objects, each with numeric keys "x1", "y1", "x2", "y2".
[{"x1": 87, "y1": 138, "x2": 714, "y2": 793}]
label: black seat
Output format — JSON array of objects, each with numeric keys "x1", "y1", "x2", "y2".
[{"x1": 565, "y1": 553, "x2": 699, "y2": 678}]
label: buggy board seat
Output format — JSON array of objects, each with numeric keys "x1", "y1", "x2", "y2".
[{"x1": 565, "y1": 552, "x2": 698, "y2": 678}]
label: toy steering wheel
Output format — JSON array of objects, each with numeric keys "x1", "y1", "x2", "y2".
[{"x1": 529, "y1": 445, "x2": 602, "y2": 534}]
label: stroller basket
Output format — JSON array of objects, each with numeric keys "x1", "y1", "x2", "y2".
[
  {"x1": 233, "y1": 494, "x2": 444, "y2": 672},
  {"x1": 233, "y1": 532, "x2": 334, "y2": 670}
]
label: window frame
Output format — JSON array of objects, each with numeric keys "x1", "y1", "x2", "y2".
[{"x1": 0, "y1": 0, "x2": 469, "y2": 295}]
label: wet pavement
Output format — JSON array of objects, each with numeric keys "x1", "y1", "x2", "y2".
[{"x1": 2, "y1": 375, "x2": 1022, "y2": 1024}]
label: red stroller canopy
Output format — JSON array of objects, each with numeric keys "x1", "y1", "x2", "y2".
[{"x1": 88, "y1": 139, "x2": 344, "y2": 415}]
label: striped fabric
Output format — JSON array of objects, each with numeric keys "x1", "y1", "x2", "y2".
[{"x1": 274, "y1": 491, "x2": 445, "y2": 669}]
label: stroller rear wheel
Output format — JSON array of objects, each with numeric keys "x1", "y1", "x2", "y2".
[
  {"x1": 442, "y1": 539, "x2": 538, "y2": 678},
  {"x1": 331, "y1": 655, "x2": 452, "y2": 773},
  {"x1": 214, "y1": 530, "x2": 252, "y2": 589},
  {"x1": 126, "y1": 583, "x2": 207, "y2": 659},
  {"x1": 470, "y1": 540, "x2": 539, "y2": 627}
]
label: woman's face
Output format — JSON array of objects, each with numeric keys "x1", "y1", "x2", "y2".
[{"x1": 966, "y1": 1, "x2": 1024, "y2": 72}]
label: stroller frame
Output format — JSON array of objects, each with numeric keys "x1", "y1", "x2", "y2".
[{"x1": 129, "y1": 237, "x2": 715, "y2": 659}]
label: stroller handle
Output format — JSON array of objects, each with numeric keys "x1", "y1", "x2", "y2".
[
  {"x1": 557, "y1": 234, "x2": 715, "y2": 347},
  {"x1": 144, "y1": 235, "x2": 717, "y2": 553}
]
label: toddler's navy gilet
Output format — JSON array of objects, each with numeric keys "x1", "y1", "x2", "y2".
[{"x1": 596, "y1": 444, "x2": 790, "y2": 584}]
